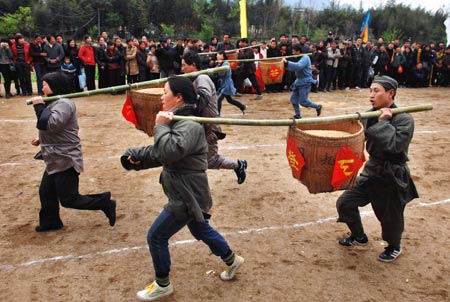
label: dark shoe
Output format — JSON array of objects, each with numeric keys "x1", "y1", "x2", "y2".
[
  {"x1": 293, "y1": 115, "x2": 301, "y2": 119},
  {"x1": 5, "y1": 93, "x2": 12, "y2": 99},
  {"x1": 103, "y1": 200, "x2": 117, "y2": 226},
  {"x1": 234, "y1": 159, "x2": 247, "y2": 185},
  {"x1": 35, "y1": 222, "x2": 64, "y2": 232},
  {"x1": 22, "y1": 93, "x2": 27, "y2": 96},
  {"x1": 241, "y1": 105, "x2": 247, "y2": 115},
  {"x1": 378, "y1": 246, "x2": 401, "y2": 262},
  {"x1": 316, "y1": 105, "x2": 322, "y2": 116},
  {"x1": 27, "y1": 92, "x2": 32, "y2": 96},
  {"x1": 338, "y1": 233, "x2": 369, "y2": 247}
]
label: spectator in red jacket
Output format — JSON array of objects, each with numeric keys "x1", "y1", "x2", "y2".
[
  {"x1": 78, "y1": 35, "x2": 96, "y2": 90},
  {"x1": 11, "y1": 33, "x2": 32, "y2": 96}
]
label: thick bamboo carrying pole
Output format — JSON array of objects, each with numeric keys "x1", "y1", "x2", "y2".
[
  {"x1": 25, "y1": 66, "x2": 230, "y2": 105},
  {"x1": 197, "y1": 43, "x2": 263, "y2": 56},
  {"x1": 171, "y1": 104, "x2": 433, "y2": 126},
  {"x1": 227, "y1": 53, "x2": 311, "y2": 63}
]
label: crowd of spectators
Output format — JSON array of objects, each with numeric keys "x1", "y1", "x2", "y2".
[{"x1": 1, "y1": 31, "x2": 449, "y2": 99}]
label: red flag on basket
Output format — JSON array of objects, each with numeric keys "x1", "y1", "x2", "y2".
[
  {"x1": 286, "y1": 133, "x2": 305, "y2": 180},
  {"x1": 331, "y1": 145, "x2": 366, "y2": 189},
  {"x1": 122, "y1": 95, "x2": 138, "y2": 127}
]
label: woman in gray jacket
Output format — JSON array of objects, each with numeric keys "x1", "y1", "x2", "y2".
[
  {"x1": 30, "y1": 72, "x2": 116, "y2": 232},
  {"x1": 122, "y1": 76, "x2": 244, "y2": 301}
]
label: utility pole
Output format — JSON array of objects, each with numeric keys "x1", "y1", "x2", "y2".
[{"x1": 98, "y1": 8, "x2": 101, "y2": 38}]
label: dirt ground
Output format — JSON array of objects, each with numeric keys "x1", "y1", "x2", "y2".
[{"x1": 1, "y1": 85, "x2": 449, "y2": 302}]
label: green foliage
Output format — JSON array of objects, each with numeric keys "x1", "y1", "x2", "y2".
[
  {"x1": 160, "y1": 23, "x2": 175, "y2": 38},
  {"x1": 88, "y1": 25, "x2": 99, "y2": 39},
  {"x1": 381, "y1": 28, "x2": 404, "y2": 44},
  {"x1": 105, "y1": 12, "x2": 123, "y2": 30},
  {"x1": 198, "y1": 23, "x2": 215, "y2": 42},
  {"x1": 0, "y1": 6, "x2": 34, "y2": 37}
]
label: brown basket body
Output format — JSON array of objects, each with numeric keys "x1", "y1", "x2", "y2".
[
  {"x1": 289, "y1": 120, "x2": 365, "y2": 194},
  {"x1": 259, "y1": 59, "x2": 285, "y2": 84},
  {"x1": 129, "y1": 88, "x2": 164, "y2": 137}
]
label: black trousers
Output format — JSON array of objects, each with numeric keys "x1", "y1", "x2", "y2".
[
  {"x1": 217, "y1": 94, "x2": 245, "y2": 114},
  {"x1": 84, "y1": 64, "x2": 96, "y2": 90},
  {"x1": 236, "y1": 70, "x2": 261, "y2": 94},
  {"x1": 336, "y1": 178, "x2": 405, "y2": 248},
  {"x1": 15, "y1": 61, "x2": 32, "y2": 94},
  {"x1": 38, "y1": 167, "x2": 110, "y2": 227},
  {"x1": 0, "y1": 64, "x2": 12, "y2": 94}
]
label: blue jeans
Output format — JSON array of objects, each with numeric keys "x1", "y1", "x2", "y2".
[
  {"x1": 147, "y1": 208, "x2": 231, "y2": 280},
  {"x1": 290, "y1": 86, "x2": 320, "y2": 117}
]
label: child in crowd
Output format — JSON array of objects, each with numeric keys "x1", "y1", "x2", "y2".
[{"x1": 60, "y1": 56, "x2": 77, "y2": 92}]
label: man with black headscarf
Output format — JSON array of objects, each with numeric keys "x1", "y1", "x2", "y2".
[{"x1": 336, "y1": 75, "x2": 418, "y2": 262}]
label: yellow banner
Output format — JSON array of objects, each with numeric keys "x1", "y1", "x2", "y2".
[{"x1": 240, "y1": 0, "x2": 248, "y2": 38}]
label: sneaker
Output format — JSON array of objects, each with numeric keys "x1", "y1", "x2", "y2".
[
  {"x1": 255, "y1": 94, "x2": 263, "y2": 100},
  {"x1": 234, "y1": 92, "x2": 242, "y2": 97},
  {"x1": 234, "y1": 160, "x2": 247, "y2": 184},
  {"x1": 137, "y1": 281, "x2": 173, "y2": 301},
  {"x1": 378, "y1": 246, "x2": 402, "y2": 263},
  {"x1": 355, "y1": 86, "x2": 361, "y2": 90},
  {"x1": 316, "y1": 105, "x2": 322, "y2": 116},
  {"x1": 220, "y1": 255, "x2": 244, "y2": 281},
  {"x1": 293, "y1": 115, "x2": 301, "y2": 119},
  {"x1": 338, "y1": 233, "x2": 369, "y2": 247},
  {"x1": 102, "y1": 200, "x2": 117, "y2": 226}
]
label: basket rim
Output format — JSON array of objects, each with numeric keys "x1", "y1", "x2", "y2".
[{"x1": 292, "y1": 121, "x2": 364, "y2": 140}]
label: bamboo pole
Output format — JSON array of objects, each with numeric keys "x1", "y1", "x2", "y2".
[
  {"x1": 226, "y1": 53, "x2": 311, "y2": 63},
  {"x1": 171, "y1": 104, "x2": 433, "y2": 126},
  {"x1": 25, "y1": 66, "x2": 230, "y2": 105},
  {"x1": 198, "y1": 43, "x2": 263, "y2": 56}
]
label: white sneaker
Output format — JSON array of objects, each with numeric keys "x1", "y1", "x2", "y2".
[
  {"x1": 220, "y1": 255, "x2": 244, "y2": 280},
  {"x1": 136, "y1": 281, "x2": 173, "y2": 301}
]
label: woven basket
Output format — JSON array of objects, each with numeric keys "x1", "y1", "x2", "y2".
[
  {"x1": 259, "y1": 59, "x2": 285, "y2": 84},
  {"x1": 289, "y1": 120, "x2": 365, "y2": 194},
  {"x1": 129, "y1": 87, "x2": 164, "y2": 137}
]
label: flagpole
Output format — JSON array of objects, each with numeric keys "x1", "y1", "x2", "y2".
[
  {"x1": 25, "y1": 66, "x2": 230, "y2": 105},
  {"x1": 170, "y1": 104, "x2": 433, "y2": 126},
  {"x1": 240, "y1": 0, "x2": 248, "y2": 38}
]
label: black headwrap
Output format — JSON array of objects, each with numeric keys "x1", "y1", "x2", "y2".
[
  {"x1": 167, "y1": 76, "x2": 198, "y2": 104},
  {"x1": 372, "y1": 75, "x2": 398, "y2": 99},
  {"x1": 42, "y1": 72, "x2": 73, "y2": 96}
]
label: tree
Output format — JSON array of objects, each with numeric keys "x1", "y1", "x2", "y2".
[{"x1": 0, "y1": 6, "x2": 34, "y2": 37}]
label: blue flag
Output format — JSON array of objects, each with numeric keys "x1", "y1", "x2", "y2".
[{"x1": 360, "y1": 10, "x2": 370, "y2": 43}]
